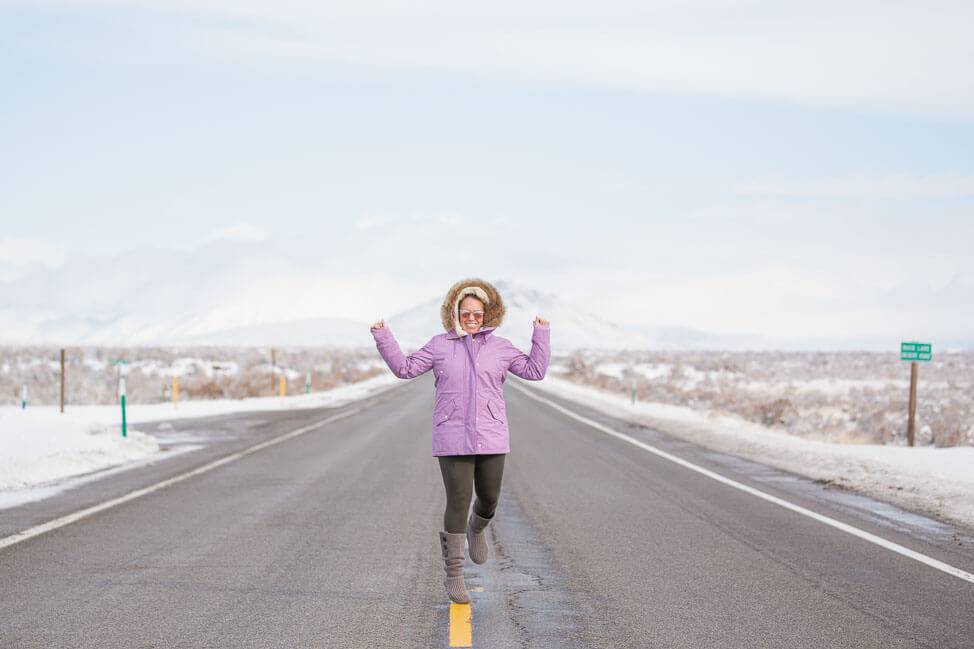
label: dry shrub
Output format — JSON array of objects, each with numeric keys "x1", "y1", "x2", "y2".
[
  {"x1": 186, "y1": 379, "x2": 226, "y2": 400},
  {"x1": 1, "y1": 345, "x2": 388, "y2": 405},
  {"x1": 757, "y1": 398, "x2": 798, "y2": 427},
  {"x1": 934, "y1": 425, "x2": 967, "y2": 448},
  {"x1": 553, "y1": 349, "x2": 974, "y2": 447}
]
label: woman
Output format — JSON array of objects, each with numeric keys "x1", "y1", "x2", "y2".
[{"x1": 370, "y1": 278, "x2": 550, "y2": 603}]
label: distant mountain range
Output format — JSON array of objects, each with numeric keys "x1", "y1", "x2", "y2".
[
  {"x1": 1, "y1": 242, "x2": 969, "y2": 351},
  {"x1": 381, "y1": 279, "x2": 734, "y2": 351}
]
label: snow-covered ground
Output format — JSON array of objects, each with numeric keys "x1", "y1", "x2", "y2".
[
  {"x1": 575, "y1": 350, "x2": 974, "y2": 447},
  {"x1": 0, "y1": 373, "x2": 400, "y2": 502},
  {"x1": 530, "y1": 375, "x2": 974, "y2": 530},
  {"x1": 6, "y1": 355, "x2": 972, "y2": 532}
]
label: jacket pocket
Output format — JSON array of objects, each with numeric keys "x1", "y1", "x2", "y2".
[
  {"x1": 486, "y1": 399, "x2": 505, "y2": 422},
  {"x1": 435, "y1": 399, "x2": 458, "y2": 427}
]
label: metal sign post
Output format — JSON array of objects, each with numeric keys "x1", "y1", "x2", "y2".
[{"x1": 900, "y1": 342, "x2": 932, "y2": 446}]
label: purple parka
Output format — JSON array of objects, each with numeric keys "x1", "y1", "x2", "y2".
[{"x1": 371, "y1": 323, "x2": 550, "y2": 456}]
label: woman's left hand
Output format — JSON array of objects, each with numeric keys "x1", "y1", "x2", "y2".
[{"x1": 533, "y1": 316, "x2": 549, "y2": 326}]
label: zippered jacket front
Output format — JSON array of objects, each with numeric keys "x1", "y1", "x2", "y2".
[{"x1": 372, "y1": 323, "x2": 550, "y2": 455}]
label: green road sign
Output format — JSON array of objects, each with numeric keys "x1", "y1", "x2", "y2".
[{"x1": 900, "y1": 341, "x2": 932, "y2": 362}]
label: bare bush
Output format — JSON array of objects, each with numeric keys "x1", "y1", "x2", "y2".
[
  {"x1": 552, "y1": 349, "x2": 974, "y2": 447},
  {"x1": 0, "y1": 346, "x2": 386, "y2": 406}
]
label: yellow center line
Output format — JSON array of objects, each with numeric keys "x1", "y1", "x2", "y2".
[{"x1": 449, "y1": 602, "x2": 472, "y2": 647}]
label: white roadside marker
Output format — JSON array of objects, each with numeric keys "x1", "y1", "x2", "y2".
[{"x1": 510, "y1": 382, "x2": 974, "y2": 585}]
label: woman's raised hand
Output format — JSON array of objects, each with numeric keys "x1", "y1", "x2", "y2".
[
  {"x1": 533, "y1": 316, "x2": 549, "y2": 326},
  {"x1": 370, "y1": 319, "x2": 385, "y2": 331}
]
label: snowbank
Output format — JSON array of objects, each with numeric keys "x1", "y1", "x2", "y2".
[
  {"x1": 531, "y1": 375, "x2": 974, "y2": 530},
  {"x1": 0, "y1": 373, "x2": 400, "y2": 493}
]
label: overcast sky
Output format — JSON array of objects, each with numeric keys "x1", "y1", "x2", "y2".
[{"x1": 1, "y1": 1, "x2": 972, "y2": 343}]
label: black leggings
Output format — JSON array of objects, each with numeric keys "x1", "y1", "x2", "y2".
[{"x1": 437, "y1": 454, "x2": 506, "y2": 534}]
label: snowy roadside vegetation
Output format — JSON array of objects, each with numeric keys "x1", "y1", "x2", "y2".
[
  {"x1": 0, "y1": 372, "x2": 400, "y2": 500},
  {"x1": 528, "y1": 374, "x2": 974, "y2": 530},
  {"x1": 0, "y1": 346, "x2": 387, "y2": 406},
  {"x1": 551, "y1": 350, "x2": 974, "y2": 447}
]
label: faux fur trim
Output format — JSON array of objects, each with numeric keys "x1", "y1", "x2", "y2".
[
  {"x1": 452, "y1": 286, "x2": 489, "y2": 337},
  {"x1": 440, "y1": 278, "x2": 506, "y2": 336}
]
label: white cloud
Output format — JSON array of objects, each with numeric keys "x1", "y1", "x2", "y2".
[
  {"x1": 738, "y1": 172, "x2": 974, "y2": 200},
  {"x1": 563, "y1": 264, "x2": 974, "y2": 342},
  {"x1": 203, "y1": 223, "x2": 269, "y2": 243},
  {"x1": 31, "y1": 0, "x2": 974, "y2": 119},
  {"x1": 429, "y1": 212, "x2": 465, "y2": 227},
  {"x1": 354, "y1": 215, "x2": 391, "y2": 230},
  {"x1": 354, "y1": 212, "x2": 465, "y2": 230}
]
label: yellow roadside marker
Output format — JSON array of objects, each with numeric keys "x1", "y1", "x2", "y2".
[{"x1": 449, "y1": 602, "x2": 472, "y2": 647}]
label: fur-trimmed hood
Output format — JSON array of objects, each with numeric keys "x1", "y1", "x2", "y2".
[{"x1": 440, "y1": 278, "x2": 506, "y2": 337}]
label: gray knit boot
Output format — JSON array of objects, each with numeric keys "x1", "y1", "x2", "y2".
[
  {"x1": 438, "y1": 531, "x2": 470, "y2": 604},
  {"x1": 466, "y1": 510, "x2": 492, "y2": 565}
]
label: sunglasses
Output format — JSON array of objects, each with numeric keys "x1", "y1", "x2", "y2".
[{"x1": 459, "y1": 309, "x2": 484, "y2": 320}]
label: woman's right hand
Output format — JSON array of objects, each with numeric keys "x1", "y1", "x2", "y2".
[{"x1": 370, "y1": 319, "x2": 385, "y2": 331}]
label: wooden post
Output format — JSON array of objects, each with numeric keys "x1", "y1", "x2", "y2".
[
  {"x1": 59, "y1": 348, "x2": 66, "y2": 413},
  {"x1": 907, "y1": 361, "x2": 918, "y2": 446},
  {"x1": 270, "y1": 348, "x2": 276, "y2": 394}
]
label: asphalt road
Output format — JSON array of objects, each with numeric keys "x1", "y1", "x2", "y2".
[{"x1": 1, "y1": 376, "x2": 973, "y2": 648}]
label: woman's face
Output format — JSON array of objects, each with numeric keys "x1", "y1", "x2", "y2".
[{"x1": 458, "y1": 296, "x2": 485, "y2": 334}]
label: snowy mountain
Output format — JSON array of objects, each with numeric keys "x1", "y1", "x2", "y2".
[
  {"x1": 0, "y1": 239, "x2": 375, "y2": 347},
  {"x1": 0, "y1": 255, "x2": 737, "y2": 350},
  {"x1": 3, "y1": 239, "x2": 969, "y2": 351},
  {"x1": 360, "y1": 280, "x2": 974, "y2": 352},
  {"x1": 382, "y1": 279, "x2": 740, "y2": 352},
  {"x1": 180, "y1": 317, "x2": 373, "y2": 348},
  {"x1": 382, "y1": 279, "x2": 641, "y2": 351}
]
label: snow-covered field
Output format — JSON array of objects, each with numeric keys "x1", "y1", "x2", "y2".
[
  {"x1": 531, "y1": 374, "x2": 974, "y2": 530},
  {"x1": 558, "y1": 349, "x2": 974, "y2": 447},
  {"x1": 1, "y1": 345, "x2": 388, "y2": 407},
  {"x1": 5, "y1": 343, "x2": 973, "y2": 530},
  {"x1": 0, "y1": 373, "x2": 400, "y2": 504}
]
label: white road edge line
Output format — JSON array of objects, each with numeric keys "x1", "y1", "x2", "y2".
[
  {"x1": 510, "y1": 382, "x2": 974, "y2": 585},
  {"x1": 0, "y1": 407, "x2": 362, "y2": 551}
]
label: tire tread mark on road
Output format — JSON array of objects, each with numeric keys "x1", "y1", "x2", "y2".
[{"x1": 488, "y1": 481, "x2": 592, "y2": 649}]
